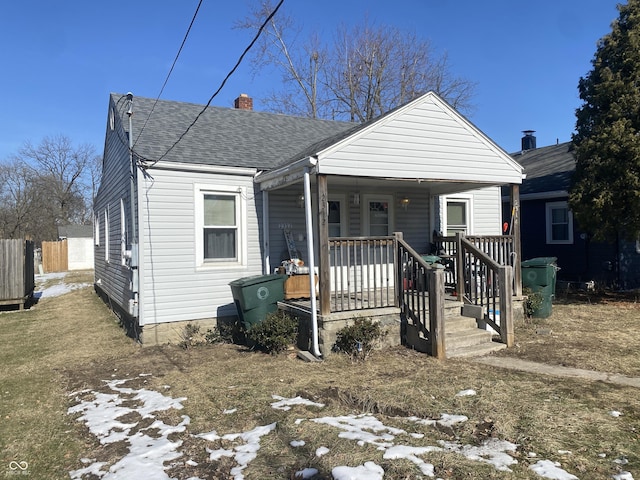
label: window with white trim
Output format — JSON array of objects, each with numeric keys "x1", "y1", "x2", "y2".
[
  {"x1": 546, "y1": 201, "x2": 573, "y2": 244},
  {"x1": 195, "y1": 186, "x2": 246, "y2": 266},
  {"x1": 94, "y1": 214, "x2": 100, "y2": 246},
  {"x1": 444, "y1": 197, "x2": 472, "y2": 236},
  {"x1": 120, "y1": 199, "x2": 127, "y2": 265},
  {"x1": 104, "y1": 208, "x2": 110, "y2": 262}
]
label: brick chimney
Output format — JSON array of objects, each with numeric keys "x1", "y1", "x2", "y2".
[{"x1": 234, "y1": 93, "x2": 253, "y2": 110}]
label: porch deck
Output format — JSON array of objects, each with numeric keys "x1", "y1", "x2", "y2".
[{"x1": 279, "y1": 288, "x2": 461, "y2": 316}]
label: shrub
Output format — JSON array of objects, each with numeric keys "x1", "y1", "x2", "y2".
[
  {"x1": 334, "y1": 317, "x2": 386, "y2": 361},
  {"x1": 247, "y1": 311, "x2": 298, "y2": 354},
  {"x1": 523, "y1": 287, "x2": 544, "y2": 318},
  {"x1": 205, "y1": 320, "x2": 244, "y2": 345},
  {"x1": 178, "y1": 323, "x2": 205, "y2": 349}
]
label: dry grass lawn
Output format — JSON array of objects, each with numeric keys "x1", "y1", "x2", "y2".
[
  {"x1": 1, "y1": 273, "x2": 638, "y2": 479},
  {"x1": 495, "y1": 289, "x2": 640, "y2": 377}
]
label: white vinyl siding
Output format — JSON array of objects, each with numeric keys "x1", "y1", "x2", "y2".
[
  {"x1": 315, "y1": 93, "x2": 523, "y2": 185},
  {"x1": 439, "y1": 187, "x2": 502, "y2": 236},
  {"x1": 140, "y1": 169, "x2": 258, "y2": 325}
]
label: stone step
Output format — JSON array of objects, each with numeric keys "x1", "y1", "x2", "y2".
[
  {"x1": 445, "y1": 315, "x2": 478, "y2": 332},
  {"x1": 446, "y1": 341, "x2": 507, "y2": 359},
  {"x1": 445, "y1": 328, "x2": 492, "y2": 350}
]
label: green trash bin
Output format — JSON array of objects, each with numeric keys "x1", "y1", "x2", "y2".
[
  {"x1": 229, "y1": 274, "x2": 287, "y2": 330},
  {"x1": 521, "y1": 257, "x2": 558, "y2": 318}
]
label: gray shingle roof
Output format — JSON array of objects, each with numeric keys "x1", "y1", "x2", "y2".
[
  {"x1": 114, "y1": 93, "x2": 354, "y2": 169},
  {"x1": 510, "y1": 142, "x2": 575, "y2": 195},
  {"x1": 58, "y1": 225, "x2": 93, "y2": 239}
]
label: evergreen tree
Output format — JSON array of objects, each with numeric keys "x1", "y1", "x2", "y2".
[{"x1": 570, "y1": 0, "x2": 640, "y2": 242}]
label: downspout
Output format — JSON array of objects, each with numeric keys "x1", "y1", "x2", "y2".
[
  {"x1": 126, "y1": 93, "x2": 139, "y2": 319},
  {"x1": 303, "y1": 166, "x2": 321, "y2": 357}
]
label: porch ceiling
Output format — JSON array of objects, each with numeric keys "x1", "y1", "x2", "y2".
[{"x1": 260, "y1": 171, "x2": 509, "y2": 196}]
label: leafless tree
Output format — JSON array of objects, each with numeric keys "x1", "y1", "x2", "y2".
[
  {"x1": 0, "y1": 135, "x2": 99, "y2": 243},
  {"x1": 237, "y1": 2, "x2": 476, "y2": 121}
]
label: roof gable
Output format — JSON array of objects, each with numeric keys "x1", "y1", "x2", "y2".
[{"x1": 309, "y1": 92, "x2": 524, "y2": 184}]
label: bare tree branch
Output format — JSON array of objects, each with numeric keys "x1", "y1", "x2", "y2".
[{"x1": 238, "y1": 4, "x2": 476, "y2": 121}]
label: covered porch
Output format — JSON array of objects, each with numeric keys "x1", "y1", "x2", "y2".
[
  {"x1": 257, "y1": 173, "x2": 523, "y2": 358},
  {"x1": 254, "y1": 92, "x2": 525, "y2": 357}
]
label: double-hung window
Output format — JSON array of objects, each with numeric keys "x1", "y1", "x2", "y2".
[
  {"x1": 545, "y1": 201, "x2": 573, "y2": 244},
  {"x1": 196, "y1": 185, "x2": 245, "y2": 267}
]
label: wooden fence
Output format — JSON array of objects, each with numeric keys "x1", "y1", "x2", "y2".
[
  {"x1": 42, "y1": 239, "x2": 68, "y2": 273},
  {"x1": 0, "y1": 239, "x2": 35, "y2": 309}
]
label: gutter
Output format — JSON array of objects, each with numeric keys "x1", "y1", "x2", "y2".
[{"x1": 254, "y1": 156, "x2": 316, "y2": 190}]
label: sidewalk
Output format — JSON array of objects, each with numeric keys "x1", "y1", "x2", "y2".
[{"x1": 472, "y1": 356, "x2": 640, "y2": 388}]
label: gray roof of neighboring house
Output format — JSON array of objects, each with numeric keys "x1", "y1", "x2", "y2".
[
  {"x1": 114, "y1": 93, "x2": 355, "y2": 170},
  {"x1": 509, "y1": 141, "x2": 575, "y2": 195},
  {"x1": 58, "y1": 225, "x2": 93, "y2": 239}
]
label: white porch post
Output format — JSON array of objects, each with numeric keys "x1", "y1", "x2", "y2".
[
  {"x1": 262, "y1": 190, "x2": 270, "y2": 274},
  {"x1": 303, "y1": 167, "x2": 321, "y2": 357}
]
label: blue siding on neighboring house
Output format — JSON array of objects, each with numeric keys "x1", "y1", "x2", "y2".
[
  {"x1": 509, "y1": 141, "x2": 640, "y2": 289},
  {"x1": 518, "y1": 197, "x2": 614, "y2": 283}
]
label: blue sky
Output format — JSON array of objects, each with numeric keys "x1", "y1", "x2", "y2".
[{"x1": 0, "y1": 0, "x2": 621, "y2": 160}]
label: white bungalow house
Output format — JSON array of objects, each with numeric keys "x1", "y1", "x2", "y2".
[{"x1": 94, "y1": 91, "x2": 524, "y2": 356}]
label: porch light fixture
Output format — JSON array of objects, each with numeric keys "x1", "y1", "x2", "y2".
[
  {"x1": 400, "y1": 196, "x2": 410, "y2": 210},
  {"x1": 297, "y1": 194, "x2": 305, "y2": 208},
  {"x1": 352, "y1": 193, "x2": 360, "y2": 206}
]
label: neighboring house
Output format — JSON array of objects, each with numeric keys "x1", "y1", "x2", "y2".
[
  {"x1": 94, "y1": 91, "x2": 525, "y2": 349},
  {"x1": 57, "y1": 225, "x2": 95, "y2": 270},
  {"x1": 506, "y1": 134, "x2": 640, "y2": 289}
]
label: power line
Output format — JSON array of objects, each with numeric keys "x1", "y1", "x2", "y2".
[
  {"x1": 153, "y1": 0, "x2": 285, "y2": 164},
  {"x1": 134, "y1": 0, "x2": 204, "y2": 147},
  {"x1": 113, "y1": 94, "x2": 156, "y2": 167}
]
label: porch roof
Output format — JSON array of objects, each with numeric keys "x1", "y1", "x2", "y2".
[{"x1": 256, "y1": 92, "x2": 525, "y2": 191}]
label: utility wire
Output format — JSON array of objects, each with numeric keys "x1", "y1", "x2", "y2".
[
  {"x1": 153, "y1": 0, "x2": 285, "y2": 164},
  {"x1": 134, "y1": 0, "x2": 204, "y2": 147},
  {"x1": 113, "y1": 94, "x2": 156, "y2": 166}
]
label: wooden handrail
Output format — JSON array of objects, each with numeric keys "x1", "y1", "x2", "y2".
[
  {"x1": 396, "y1": 235, "x2": 446, "y2": 358},
  {"x1": 457, "y1": 234, "x2": 514, "y2": 347}
]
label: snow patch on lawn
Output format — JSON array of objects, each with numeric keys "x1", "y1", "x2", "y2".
[{"x1": 68, "y1": 382, "x2": 596, "y2": 480}]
